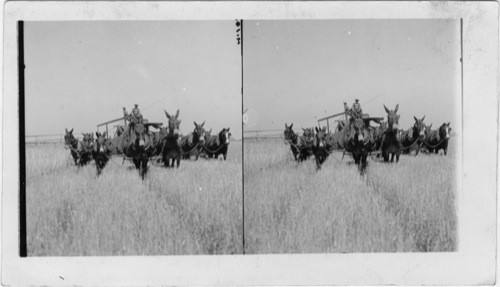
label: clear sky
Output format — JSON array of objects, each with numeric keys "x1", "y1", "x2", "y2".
[
  {"x1": 243, "y1": 20, "x2": 460, "y2": 132},
  {"x1": 24, "y1": 21, "x2": 242, "y2": 138}
]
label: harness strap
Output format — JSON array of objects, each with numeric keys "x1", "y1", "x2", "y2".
[
  {"x1": 180, "y1": 142, "x2": 201, "y2": 155},
  {"x1": 423, "y1": 138, "x2": 445, "y2": 149},
  {"x1": 399, "y1": 137, "x2": 420, "y2": 151},
  {"x1": 203, "y1": 142, "x2": 228, "y2": 153}
]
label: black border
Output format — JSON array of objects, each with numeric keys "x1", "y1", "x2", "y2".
[{"x1": 18, "y1": 20, "x2": 27, "y2": 257}]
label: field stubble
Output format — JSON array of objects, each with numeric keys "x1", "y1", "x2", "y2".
[
  {"x1": 26, "y1": 143, "x2": 242, "y2": 256},
  {"x1": 244, "y1": 140, "x2": 457, "y2": 253}
]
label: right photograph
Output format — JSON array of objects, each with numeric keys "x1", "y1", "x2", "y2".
[{"x1": 243, "y1": 20, "x2": 460, "y2": 253}]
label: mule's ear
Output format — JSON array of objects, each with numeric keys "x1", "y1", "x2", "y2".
[
  {"x1": 384, "y1": 105, "x2": 390, "y2": 113},
  {"x1": 285, "y1": 123, "x2": 288, "y2": 128},
  {"x1": 290, "y1": 123, "x2": 293, "y2": 128},
  {"x1": 414, "y1": 116, "x2": 418, "y2": 122},
  {"x1": 96, "y1": 132, "x2": 100, "y2": 137},
  {"x1": 394, "y1": 104, "x2": 399, "y2": 113},
  {"x1": 70, "y1": 128, "x2": 73, "y2": 134},
  {"x1": 164, "y1": 110, "x2": 171, "y2": 119},
  {"x1": 201, "y1": 121, "x2": 205, "y2": 127},
  {"x1": 175, "y1": 109, "x2": 180, "y2": 118},
  {"x1": 65, "y1": 128, "x2": 68, "y2": 133},
  {"x1": 194, "y1": 121, "x2": 197, "y2": 127},
  {"x1": 315, "y1": 126, "x2": 319, "y2": 132},
  {"x1": 421, "y1": 116, "x2": 425, "y2": 122},
  {"x1": 227, "y1": 127, "x2": 230, "y2": 131},
  {"x1": 447, "y1": 122, "x2": 450, "y2": 126}
]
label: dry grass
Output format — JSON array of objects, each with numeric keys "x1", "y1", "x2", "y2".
[
  {"x1": 244, "y1": 140, "x2": 457, "y2": 253},
  {"x1": 26, "y1": 143, "x2": 242, "y2": 256}
]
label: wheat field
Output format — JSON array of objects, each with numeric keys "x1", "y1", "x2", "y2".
[
  {"x1": 26, "y1": 143, "x2": 243, "y2": 256},
  {"x1": 244, "y1": 139, "x2": 457, "y2": 253}
]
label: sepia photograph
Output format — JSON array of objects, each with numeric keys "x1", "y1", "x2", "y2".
[
  {"x1": 23, "y1": 21, "x2": 243, "y2": 256},
  {"x1": 243, "y1": 19, "x2": 460, "y2": 253}
]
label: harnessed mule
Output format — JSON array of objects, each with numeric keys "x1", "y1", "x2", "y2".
[
  {"x1": 424, "y1": 122, "x2": 452, "y2": 155},
  {"x1": 204, "y1": 128, "x2": 231, "y2": 160},
  {"x1": 180, "y1": 121, "x2": 206, "y2": 160},
  {"x1": 162, "y1": 110, "x2": 182, "y2": 168},
  {"x1": 93, "y1": 131, "x2": 112, "y2": 176},
  {"x1": 381, "y1": 104, "x2": 401, "y2": 163},
  {"x1": 284, "y1": 123, "x2": 300, "y2": 160},
  {"x1": 401, "y1": 116, "x2": 427, "y2": 155},
  {"x1": 342, "y1": 118, "x2": 371, "y2": 175},
  {"x1": 313, "y1": 126, "x2": 329, "y2": 170}
]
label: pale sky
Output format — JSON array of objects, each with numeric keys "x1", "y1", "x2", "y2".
[
  {"x1": 24, "y1": 21, "x2": 242, "y2": 138},
  {"x1": 244, "y1": 20, "x2": 460, "y2": 132}
]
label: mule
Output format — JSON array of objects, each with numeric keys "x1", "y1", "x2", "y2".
[
  {"x1": 381, "y1": 104, "x2": 401, "y2": 163},
  {"x1": 425, "y1": 122, "x2": 452, "y2": 155},
  {"x1": 109, "y1": 122, "x2": 152, "y2": 179},
  {"x1": 64, "y1": 128, "x2": 80, "y2": 165},
  {"x1": 312, "y1": 126, "x2": 329, "y2": 170},
  {"x1": 296, "y1": 127, "x2": 314, "y2": 161},
  {"x1": 162, "y1": 110, "x2": 182, "y2": 168},
  {"x1": 331, "y1": 120, "x2": 346, "y2": 149},
  {"x1": 342, "y1": 118, "x2": 371, "y2": 175},
  {"x1": 284, "y1": 123, "x2": 300, "y2": 160},
  {"x1": 93, "y1": 131, "x2": 111, "y2": 176},
  {"x1": 204, "y1": 128, "x2": 231, "y2": 160},
  {"x1": 180, "y1": 121, "x2": 206, "y2": 160},
  {"x1": 79, "y1": 133, "x2": 95, "y2": 166},
  {"x1": 401, "y1": 116, "x2": 427, "y2": 155}
]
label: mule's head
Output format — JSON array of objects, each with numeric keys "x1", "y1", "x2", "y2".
[
  {"x1": 219, "y1": 127, "x2": 231, "y2": 145},
  {"x1": 132, "y1": 124, "x2": 148, "y2": 148},
  {"x1": 284, "y1": 123, "x2": 296, "y2": 142},
  {"x1": 413, "y1": 116, "x2": 426, "y2": 139},
  {"x1": 95, "y1": 131, "x2": 108, "y2": 153},
  {"x1": 165, "y1": 109, "x2": 181, "y2": 136},
  {"x1": 314, "y1": 126, "x2": 327, "y2": 148},
  {"x1": 440, "y1": 122, "x2": 452, "y2": 139},
  {"x1": 64, "y1": 128, "x2": 75, "y2": 145},
  {"x1": 352, "y1": 118, "x2": 367, "y2": 142},
  {"x1": 204, "y1": 128, "x2": 213, "y2": 142},
  {"x1": 194, "y1": 121, "x2": 206, "y2": 143},
  {"x1": 302, "y1": 128, "x2": 315, "y2": 142},
  {"x1": 384, "y1": 104, "x2": 400, "y2": 130}
]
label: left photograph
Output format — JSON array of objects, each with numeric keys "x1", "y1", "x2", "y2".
[{"x1": 23, "y1": 21, "x2": 243, "y2": 256}]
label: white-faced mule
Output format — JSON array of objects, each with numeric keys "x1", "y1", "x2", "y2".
[
  {"x1": 424, "y1": 122, "x2": 452, "y2": 155},
  {"x1": 204, "y1": 127, "x2": 231, "y2": 160}
]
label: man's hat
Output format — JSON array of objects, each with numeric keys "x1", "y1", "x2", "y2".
[
  {"x1": 355, "y1": 99, "x2": 359, "y2": 102},
  {"x1": 134, "y1": 104, "x2": 138, "y2": 107}
]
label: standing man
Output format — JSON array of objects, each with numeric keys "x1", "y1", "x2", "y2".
[
  {"x1": 131, "y1": 104, "x2": 143, "y2": 124},
  {"x1": 351, "y1": 99, "x2": 363, "y2": 119},
  {"x1": 123, "y1": 107, "x2": 129, "y2": 122}
]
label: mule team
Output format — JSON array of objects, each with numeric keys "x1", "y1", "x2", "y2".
[
  {"x1": 64, "y1": 109, "x2": 231, "y2": 179},
  {"x1": 284, "y1": 103, "x2": 452, "y2": 173}
]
